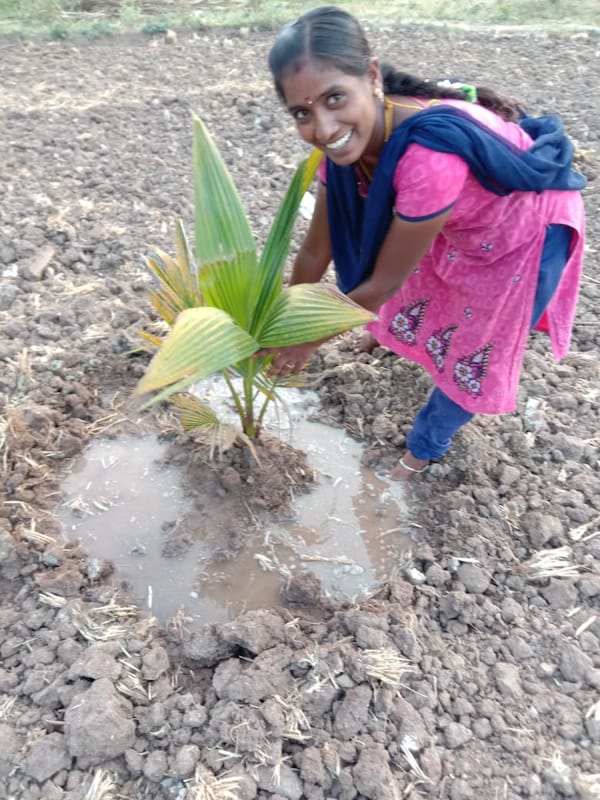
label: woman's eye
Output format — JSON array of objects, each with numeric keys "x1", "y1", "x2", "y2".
[
  {"x1": 327, "y1": 92, "x2": 344, "y2": 107},
  {"x1": 293, "y1": 108, "x2": 309, "y2": 122}
]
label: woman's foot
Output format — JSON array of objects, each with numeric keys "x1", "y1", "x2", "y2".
[
  {"x1": 390, "y1": 451, "x2": 430, "y2": 481},
  {"x1": 354, "y1": 331, "x2": 379, "y2": 354}
]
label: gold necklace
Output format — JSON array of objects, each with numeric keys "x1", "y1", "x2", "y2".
[{"x1": 359, "y1": 96, "x2": 435, "y2": 181}]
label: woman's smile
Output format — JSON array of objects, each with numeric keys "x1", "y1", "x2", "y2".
[{"x1": 324, "y1": 129, "x2": 353, "y2": 152}]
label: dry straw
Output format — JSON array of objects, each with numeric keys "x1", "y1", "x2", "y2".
[
  {"x1": 524, "y1": 546, "x2": 582, "y2": 581},
  {"x1": 84, "y1": 769, "x2": 116, "y2": 800},
  {"x1": 361, "y1": 648, "x2": 416, "y2": 688},
  {"x1": 186, "y1": 766, "x2": 242, "y2": 800}
]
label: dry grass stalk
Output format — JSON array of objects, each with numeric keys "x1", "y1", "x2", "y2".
[
  {"x1": 186, "y1": 766, "x2": 242, "y2": 800},
  {"x1": 0, "y1": 695, "x2": 17, "y2": 721},
  {"x1": 38, "y1": 591, "x2": 68, "y2": 608},
  {"x1": 254, "y1": 551, "x2": 292, "y2": 580},
  {"x1": 167, "y1": 607, "x2": 192, "y2": 639},
  {"x1": 72, "y1": 597, "x2": 138, "y2": 642},
  {"x1": 525, "y1": 546, "x2": 582, "y2": 580},
  {"x1": 84, "y1": 768, "x2": 116, "y2": 800},
  {"x1": 22, "y1": 519, "x2": 56, "y2": 545},
  {"x1": 273, "y1": 691, "x2": 311, "y2": 742},
  {"x1": 400, "y1": 740, "x2": 431, "y2": 785},
  {"x1": 115, "y1": 658, "x2": 149, "y2": 703},
  {"x1": 586, "y1": 699, "x2": 600, "y2": 721},
  {"x1": 569, "y1": 517, "x2": 600, "y2": 542},
  {"x1": 85, "y1": 412, "x2": 130, "y2": 437},
  {"x1": 321, "y1": 740, "x2": 341, "y2": 777},
  {"x1": 299, "y1": 553, "x2": 356, "y2": 566},
  {"x1": 0, "y1": 416, "x2": 8, "y2": 472},
  {"x1": 361, "y1": 648, "x2": 416, "y2": 688},
  {"x1": 576, "y1": 615, "x2": 598, "y2": 638}
]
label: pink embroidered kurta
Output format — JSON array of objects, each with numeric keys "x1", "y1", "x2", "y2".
[{"x1": 318, "y1": 99, "x2": 585, "y2": 413}]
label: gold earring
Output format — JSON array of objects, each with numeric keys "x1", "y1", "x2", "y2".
[{"x1": 374, "y1": 86, "x2": 385, "y2": 101}]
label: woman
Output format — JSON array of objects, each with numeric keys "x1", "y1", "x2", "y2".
[{"x1": 267, "y1": 6, "x2": 586, "y2": 480}]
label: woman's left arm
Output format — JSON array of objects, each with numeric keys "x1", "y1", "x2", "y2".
[{"x1": 348, "y1": 209, "x2": 453, "y2": 312}]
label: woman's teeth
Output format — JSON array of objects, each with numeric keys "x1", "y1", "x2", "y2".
[{"x1": 326, "y1": 130, "x2": 352, "y2": 151}]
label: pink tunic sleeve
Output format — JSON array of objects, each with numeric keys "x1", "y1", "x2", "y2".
[{"x1": 392, "y1": 144, "x2": 469, "y2": 220}]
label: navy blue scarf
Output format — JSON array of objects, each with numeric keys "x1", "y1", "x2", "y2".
[{"x1": 326, "y1": 105, "x2": 586, "y2": 293}]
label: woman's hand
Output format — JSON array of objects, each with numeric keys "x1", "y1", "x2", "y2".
[{"x1": 256, "y1": 340, "x2": 323, "y2": 377}]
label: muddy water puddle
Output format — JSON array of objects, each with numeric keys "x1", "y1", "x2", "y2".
[{"x1": 60, "y1": 392, "x2": 413, "y2": 627}]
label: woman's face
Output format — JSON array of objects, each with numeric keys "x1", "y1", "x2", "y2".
[{"x1": 279, "y1": 57, "x2": 382, "y2": 165}]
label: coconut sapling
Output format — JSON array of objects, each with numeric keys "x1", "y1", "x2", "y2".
[{"x1": 135, "y1": 114, "x2": 374, "y2": 443}]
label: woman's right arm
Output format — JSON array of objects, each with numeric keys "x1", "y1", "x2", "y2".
[{"x1": 289, "y1": 181, "x2": 332, "y2": 285}]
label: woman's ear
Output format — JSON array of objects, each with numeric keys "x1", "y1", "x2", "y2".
[{"x1": 367, "y1": 58, "x2": 383, "y2": 92}]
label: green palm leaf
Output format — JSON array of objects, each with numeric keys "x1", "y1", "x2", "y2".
[
  {"x1": 198, "y1": 249, "x2": 259, "y2": 330},
  {"x1": 258, "y1": 283, "x2": 375, "y2": 348},
  {"x1": 251, "y1": 148, "x2": 323, "y2": 336},
  {"x1": 192, "y1": 114, "x2": 256, "y2": 266},
  {"x1": 170, "y1": 393, "x2": 220, "y2": 430},
  {"x1": 136, "y1": 307, "x2": 257, "y2": 404}
]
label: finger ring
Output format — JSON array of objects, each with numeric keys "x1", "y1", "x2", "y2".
[{"x1": 286, "y1": 362, "x2": 294, "y2": 368}]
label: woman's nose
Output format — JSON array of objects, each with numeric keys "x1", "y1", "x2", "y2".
[{"x1": 312, "y1": 109, "x2": 337, "y2": 142}]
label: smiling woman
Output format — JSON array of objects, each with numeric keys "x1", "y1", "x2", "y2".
[{"x1": 267, "y1": 5, "x2": 586, "y2": 481}]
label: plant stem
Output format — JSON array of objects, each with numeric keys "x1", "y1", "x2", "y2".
[
  {"x1": 221, "y1": 369, "x2": 245, "y2": 431},
  {"x1": 256, "y1": 383, "x2": 276, "y2": 433},
  {"x1": 242, "y1": 363, "x2": 256, "y2": 438}
]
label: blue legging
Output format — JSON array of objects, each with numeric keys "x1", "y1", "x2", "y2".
[{"x1": 406, "y1": 224, "x2": 573, "y2": 460}]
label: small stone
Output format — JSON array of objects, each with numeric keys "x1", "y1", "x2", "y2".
[
  {"x1": 257, "y1": 763, "x2": 302, "y2": 800},
  {"x1": 23, "y1": 732, "x2": 70, "y2": 782},
  {"x1": 221, "y1": 610, "x2": 285, "y2": 654},
  {"x1": 573, "y1": 771, "x2": 600, "y2": 800},
  {"x1": 499, "y1": 464, "x2": 520, "y2": 485},
  {"x1": 493, "y1": 662, "x2": 522, "y2": 697},
  {"x1": 424, "y1": 563, "x2": 449, "y2": 587},
  {"x1": 68, "y1": 642, "x2": 121, "y2": 682},
  {"x1": 143, "y1": 750, "x2": 168, "y2": 782},
  {"x1": 124, "y1": 748, "x2": 143, "y2": 777},
  {"x1": 444, "y1": 722, "x2": 472, "y2": 749},
  {"x1": 456, "y1": 562, "x2": 490, "y2": 594},
  {"x1": 540, "y1": 579, "x2": 578, "y2": 609},
  {"x1": 578, "y1": 576, "x2": 600, "y2": 599},
  {"x1": 142, "y1": 645, "x2": 169, "y2": 680},
  {"x1": 281, "y1": 572, "x2": 323, "y2": 607},
  {"x1": 333, "y1": 684, "x2": 372, "y2": 740},
  {"x1": 501, "y1": 598, "x2": 525, "y2": 624},
  {"x1": 299, "y1": 746, "x2": 326, "y2": 785},
  {"x1": 64, "y1": 678, "x2": 135, "y2": 764},
  {"x1": 506, "y1": 635, "x2": 534, "y2": 660},
  {"x1": 560, "y1": 644, "x2": 593, "y2": 683},
  {"x1": 353, "y1": 745, "x2": 398, "y2": 800},
  {"x1": 472, "y1": 718, "x2": 492, "y2": 739},
  {"x1": 520, "y1": 512, "x2": 564, "y2": 549},
  {"x1": 172, "y1": 744, "x2": 200, "y2": 778},
  {"x1": 419, "y1": 747, "x2": 442, "y2": 784},
  {"x1": 18, "y1": 244, "x2": 54, "y2": 281}
]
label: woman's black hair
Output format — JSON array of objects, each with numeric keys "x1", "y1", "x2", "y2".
[
  {"x1": 268, "y1": 6, "x2": 523, "y2": 122},
  {"x1": 268, "y1": 6, "x2": 372, "y2": 100}
]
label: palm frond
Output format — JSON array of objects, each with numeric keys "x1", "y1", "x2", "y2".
[
  {"x1": 258, "y1": 283, "x2": 375, "y2": 348},
  {"x1": 135, "y1": 307, "x2": 258, "y2": 403},
  {"x1": 192, "y1": 114, "x2": 256, "y2": 266},
  {"x1": 199, "y1": 249, "x2": 259, "y2": 330},
  {"x1": 170, "y1": 393, "x2": 220, "y2": 430},
  {"x1": 251, "y1": 148, "x2": 323, "y2": 335}
]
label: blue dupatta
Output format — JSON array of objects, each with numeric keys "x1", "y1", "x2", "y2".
[{"x1": 325, "y1": 105, "x2": 586, "y2": 293}]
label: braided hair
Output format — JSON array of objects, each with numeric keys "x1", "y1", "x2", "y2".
[
  {"x1": 381, "y1": 64, "x2": 524, "y2": 122},
  {"x1": 268, "y1": 6, "x2": 523, "y2": 122}
]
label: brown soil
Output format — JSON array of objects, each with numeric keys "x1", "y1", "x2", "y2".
[{"x1": 0, "y1": 23, "x2": 599, "y2": 800}]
